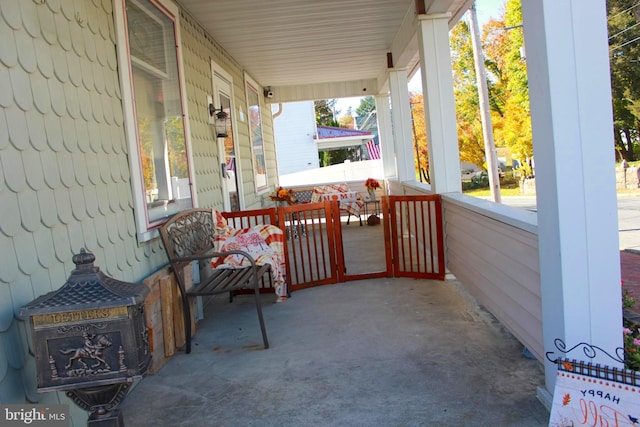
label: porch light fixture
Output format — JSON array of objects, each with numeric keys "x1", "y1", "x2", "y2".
[{"x1": 209, "y1": 103, "x2": 230, "y2": 137}]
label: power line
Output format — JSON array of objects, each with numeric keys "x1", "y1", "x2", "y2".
[
  {"x1": 610, "y1": 34, "x2": 640, "y2": 52},
  {"x1": 609, "y1": 21, "x2": 640, "y2": 40},
  {"x1": 609, "y1": 1, "x2": 640, "y2": 21}
]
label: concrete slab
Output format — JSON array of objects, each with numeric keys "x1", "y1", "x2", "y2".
[{"x1": 121, "y1": 277, "x2": 548, "y2": 426}]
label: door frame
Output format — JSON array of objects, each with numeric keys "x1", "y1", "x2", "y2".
[{"x1": 211, "y1": 61, "x2": 242, "y2": 211}]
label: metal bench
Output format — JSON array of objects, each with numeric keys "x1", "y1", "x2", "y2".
[{"x1": 159, "y1": 208, "x2": 271, "y2": 354}]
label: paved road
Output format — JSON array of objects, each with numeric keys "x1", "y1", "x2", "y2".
[
  {"x1": 498, "y1": 195, "x2": 640, "y2": 251},
  {"x1": 617, "y1": 197, "x2": 640, "y2": 251}
]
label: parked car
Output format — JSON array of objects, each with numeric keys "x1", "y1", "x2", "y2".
[
  {"x1": 461, "y1": 169, "x2": 482, "y2": 181},
  {"x1": 461, "y1": 168, "x2": 503, "y2": 181}
]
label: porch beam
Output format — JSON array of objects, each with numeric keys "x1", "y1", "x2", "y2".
[
  {"x1": 522, "y1": 0, "x2": 622, "y2": 394},
  {"x1": 417, "y1": 13, "x2": 461, "y2": 194},
  {"x1": 263, "y1": 79, "x2": 379, "y2": 104}
]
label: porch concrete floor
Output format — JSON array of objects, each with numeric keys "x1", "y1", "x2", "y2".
[{"x1": 121, "y1": 277, "x2": 549, "y2": 426}]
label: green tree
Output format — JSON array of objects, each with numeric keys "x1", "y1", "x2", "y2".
[
  {"x1": 356, "y1": 96, "x2": 376, "y2": 117},
  {"x1": 608, "y1": 0, "x2": 640, "y2": 161},
  {"x1": 315, "y1": 99, "x2": 339, "y2": 126}
]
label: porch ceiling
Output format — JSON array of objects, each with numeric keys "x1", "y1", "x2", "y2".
[{"x1": 177, "y1": 0, "x2": 473, "y2": 100}]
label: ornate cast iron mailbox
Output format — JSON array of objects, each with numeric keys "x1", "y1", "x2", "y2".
[{"x1": 20, "y1": 249, "x2": 151, "y2": 426}]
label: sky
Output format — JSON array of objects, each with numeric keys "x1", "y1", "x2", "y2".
[{"x1": 335, "y1": 0, "x2": 506, "y2": 119}]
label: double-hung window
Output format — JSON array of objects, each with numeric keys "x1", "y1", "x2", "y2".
[
  {"x1": 245, "y1": 75, "x2": 268, "y2": 193},
  {"x1": 115, "y1": 0, "x2": 193, "y2": 241}
]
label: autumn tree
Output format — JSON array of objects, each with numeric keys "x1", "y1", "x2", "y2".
[
  {"x1": 338, "y1": 108, "x2": 354, "y2": 128},
  {"x1": 489, "y1": 0, "x2": 532, "y2": 171},
  {"x1": 410, "y1": 93, "x2": 429, "y2": 182},
  {"x1": 450, "y1": 19, "x2": 487, "y2": 169},
  {"x1": 449, "y1": 0, "x2": 532, "y2": 174}
]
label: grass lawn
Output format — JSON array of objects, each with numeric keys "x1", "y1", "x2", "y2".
[
  {"x1": 464, "y1": 186, "x2": 524, "y2": 197},
  {"x1": 464, "y1": 185, "x2": 640, "y2": 198}
]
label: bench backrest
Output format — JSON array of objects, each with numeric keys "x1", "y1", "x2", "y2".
[
  {"x1": 222, "y1": 208, "x2": 276, "y2": 229},
  {"x1": 159, "y1": 207, "x2": 278, "y2": 268},
  {"x1": 159, "y1": 208, "x2": 216, "y2": 275}
]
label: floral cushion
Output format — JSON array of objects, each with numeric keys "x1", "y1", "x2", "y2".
[
  {"x1": 209, "y1": 212, "x2": 287, "y2": 298},
  {"x1": 216, "y1": 229, "x2": 275, "y2": 265}
]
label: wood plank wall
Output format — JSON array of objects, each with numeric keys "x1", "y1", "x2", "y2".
[{"x1": 142, "y1": 266, "x2": 196, "y2": 374}]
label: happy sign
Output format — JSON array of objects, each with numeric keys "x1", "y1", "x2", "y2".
[{"x1": 548, "y1": 360, "x2": 640, "y2": 427}]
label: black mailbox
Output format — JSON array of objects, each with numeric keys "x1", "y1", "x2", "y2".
[{"x1": 20, "y1": 249, "x2": 151, "y2": 426}]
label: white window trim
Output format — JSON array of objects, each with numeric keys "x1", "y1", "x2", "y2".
[
  {"x1": 244, "y1": 73, "x2": 270, "y2": 195},
  {"x1": 113, "y1": 0, "x2": 196, "y2": 242}
]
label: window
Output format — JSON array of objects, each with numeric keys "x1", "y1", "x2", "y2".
[
  {"x1": 115, "y1": 0, "x2": 193, "y2": 241},
  {"x1": 245, "y1": 76, "x2": 268, "y2": 192}
]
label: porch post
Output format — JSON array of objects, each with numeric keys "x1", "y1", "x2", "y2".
[
  {"x1": 522, "y1": 0, "x2": 622, "y2": 396},
  {"x1": 388, "y1": 69, "x2": 415, "y2": 182},
  {"x1": 416, "y1": 13, "x2": 461, "y2": 194},
  {"x1": 375, "y1": 93, "x2": 397, "y2": 180}
]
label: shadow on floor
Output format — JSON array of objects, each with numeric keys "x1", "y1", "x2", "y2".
[{"x1": 121, "y1": 277, "x2": 548, "y2": 426}]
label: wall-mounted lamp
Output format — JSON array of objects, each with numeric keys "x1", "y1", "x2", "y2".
[{"x1": 207, "y1": 97, "x2": 230, "y2": 137}]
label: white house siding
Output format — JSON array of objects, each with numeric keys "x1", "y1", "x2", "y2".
[
  {"x1": 0, "y1": 0, "x2": 279, "y2": 421},
  {"x1": 442, "y1": 198, "x2": 544, "y2": 363},
  {"x1": 272, "y1": 101, "x2": 318, "y2": 176}
]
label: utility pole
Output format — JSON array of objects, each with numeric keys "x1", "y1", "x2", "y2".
[{"x1": 469, "y1": 2, "x2": 501, "y2": 203}]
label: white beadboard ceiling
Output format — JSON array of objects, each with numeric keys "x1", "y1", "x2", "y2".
[{"x1": 177, "y1": 0, "x2": 473, "y2": 96}]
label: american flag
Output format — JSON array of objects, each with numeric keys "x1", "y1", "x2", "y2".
[{"x1": 366, "y1": 137, "x2": 381, "y2": 160}]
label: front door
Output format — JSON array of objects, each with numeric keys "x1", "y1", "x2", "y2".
[{"x1": 213, "y1": 67, "x2": 240, "y2": 211}]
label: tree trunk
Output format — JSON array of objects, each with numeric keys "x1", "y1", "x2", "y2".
[
  {"x1": 615, "y1": 127, "x2": 633, "y2": 161},
  {"x1": 623, "y1": 127, "x2": 636, "y2": 161}
]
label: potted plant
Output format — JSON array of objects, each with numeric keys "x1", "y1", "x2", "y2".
[
  {"x1": 364, "y1": 178, "x2": 381, "y2": 201},
  {"x1": 269, "y1": 187, "x2": 295, "y2": 206}
]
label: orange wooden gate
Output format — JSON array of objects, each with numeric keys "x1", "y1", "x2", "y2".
[
  {"x1": 387, "y1": 195, "x2": 445, "y2": 280},
  {"x1": 277, "y1": 201, "x2": 341, "y2": 292},
  {"x1": 277, "y1": 194, "x2": 445, "y2": 292}
]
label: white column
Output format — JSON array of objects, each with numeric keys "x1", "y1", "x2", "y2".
[
  {"x1": 522, "y1": 0, "x2": 622, "y2": 394},
  {"x1": 375, "y1": 93, "x2": 397, "y2": 179},
  {"x1": 417, "y1": 13, "x2": 461, "y2": 194},
  {"x1": 388, "y1": 69, "x2": 415, "y2": 182}
]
